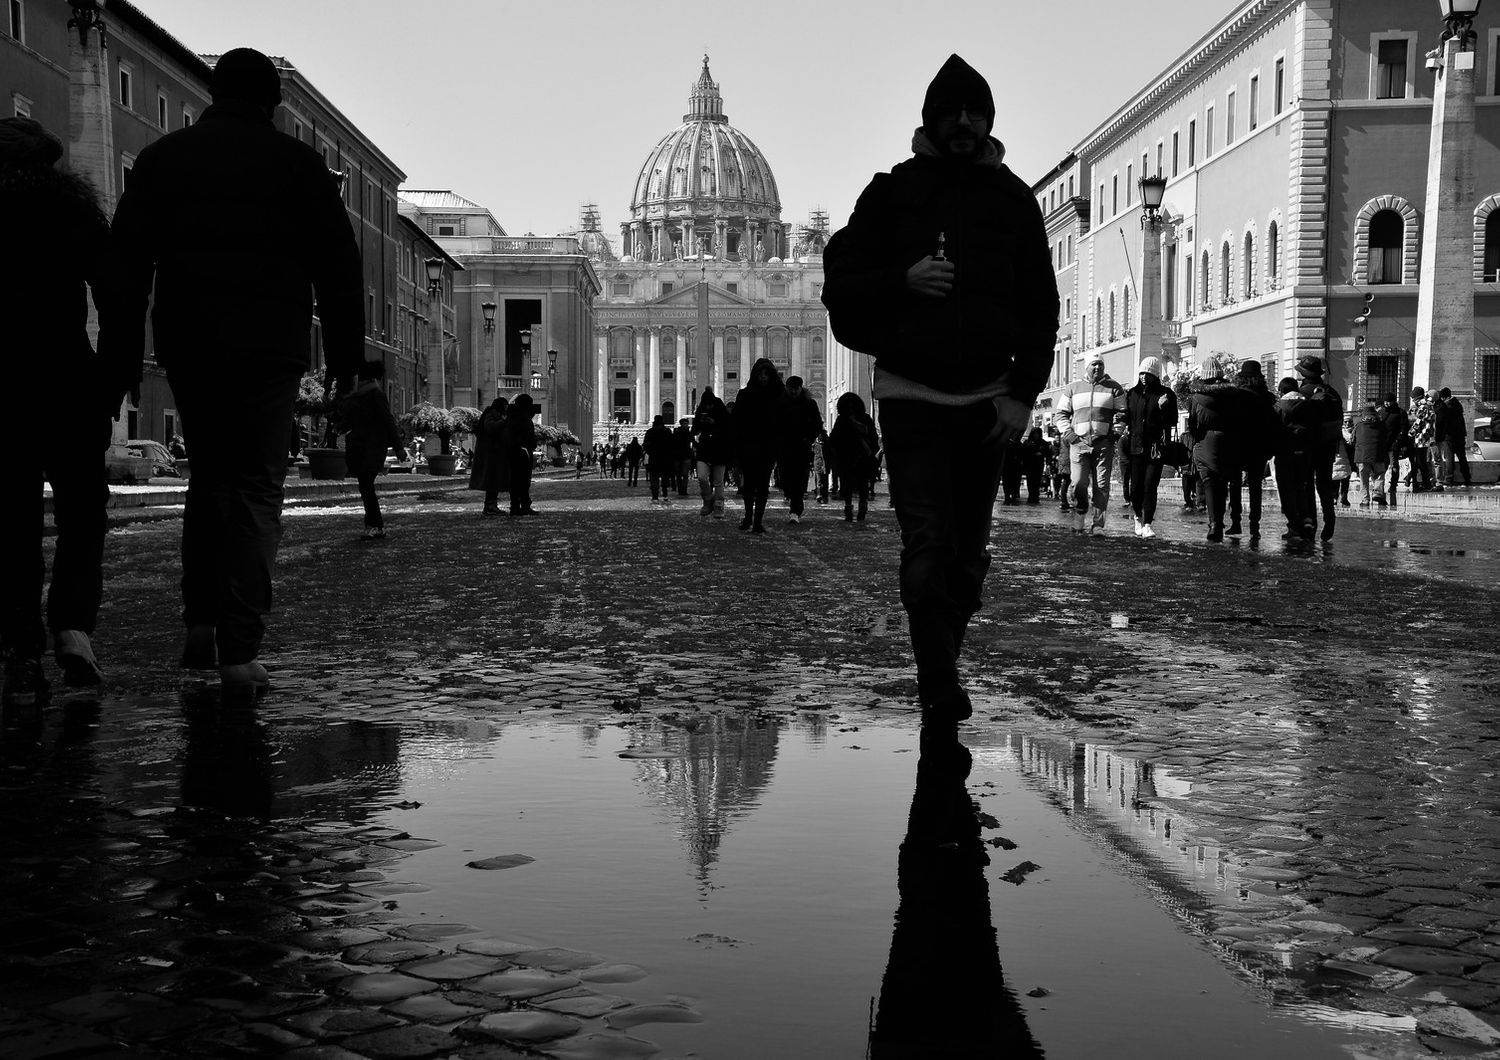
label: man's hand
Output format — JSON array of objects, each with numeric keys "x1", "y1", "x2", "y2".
[
  {"x1": 905, "y1": 256, "x2": 955, "y2": 298},
  {"x1": 984, "y1": 396, "x2": 1032, "y2": 446}
]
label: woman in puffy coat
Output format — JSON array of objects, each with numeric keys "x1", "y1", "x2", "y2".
[
  {"x1": 1123, "y1": 356, "x2": 1178, "y2": 538},
  {"x1": 731, "y1": 358, "x2": 784, "y2": 533},
  {"x1": 467, "y1": 396, "x2": 509, "y2": 515},
  {"x1": 1228, "y1": 360, "x2": 1279, "y2": 539},
  {"x1": 691, "y1": 387, "x2": 732, "y2": 518},
  {"x1": 829, "y1": 391, "x2": 880, "y2": 521},
  {"x1": 1186, "y1": 356, "x2": 1249, "y2": 542}
]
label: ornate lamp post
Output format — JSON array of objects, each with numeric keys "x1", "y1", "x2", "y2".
[
  {"x1": 479, "y1": 300, "x2": 496, "y2": 405},
  {"x1": 547, "y1": 348, "x2": 559, "y2": 427},
  {"x1": 1134, "y1": 174, "x2": 1170, "y2": 373},
  {"x1": 424, "y1": 257, "x2": 444, "y2": 405},
  {"x1": 1415, "y1": 0, "x2": 1483, "y2": 396}
]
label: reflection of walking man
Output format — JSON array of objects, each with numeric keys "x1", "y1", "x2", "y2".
[
  {"x1": 823, "y1": 54, "x2": 1059, "y2": 720},
  {"x1": 110, "y1": 48, "x2": 364, "y2": 695}
]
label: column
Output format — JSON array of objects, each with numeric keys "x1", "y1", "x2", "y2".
[
  {"x1": 648, "y1": 326, "x2": 662, "y2": 421},
  {"x1": 713, "y1": 329, "x2": 726, "y2": 398},
  {"x1": 675, "y1": 335, "x2": 688, "y2": 420},
  {"x1": 1414, "y1": 35, "x2": 1478, "y2": 397},
  {"x1": 790, "y1": 327, "x2": 805, "y2": 381},
  {"x1": 595, "y1": 327, "x2": 609, "y2": 427},
  {"x1": 634, "y1": 329, "x2": 649, "y2": 425},
  {"x1": 746, "y1": 328, "x2": 761, "y2": 377},
  {"x1": 1135, "y1": 220, "x2": 1166, "y2": 371}
]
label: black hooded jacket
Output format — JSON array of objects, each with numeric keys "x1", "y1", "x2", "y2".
[{"x1": 822, "y1": 58, "x2": 1058, "y2": 399}]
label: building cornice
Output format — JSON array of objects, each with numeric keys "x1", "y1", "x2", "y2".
[{"x1": 1079, "y1": 0, "x2": 1289, "y2": 157}]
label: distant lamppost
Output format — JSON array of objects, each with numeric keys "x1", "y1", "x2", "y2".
[
  {"x1": 1135, "y1": 174, "x2": 1170, "y2": 373},
  {"x1": 479, "y1": 300, "x2": 496, "y2": 405},
  {"x1": 65, "y1": 0, "x2": 106, "y2": 46},
  {"x1": 547, "y1": 348, "x2": 558, "y2": 427},
  {"x1": 424, "y1": 257, "x2": 444, "y2": 405},
  {"x1": 1415, "y1": 0, "x2": 1483, "y2": 394},
  {"x1": 520, "y1": 327, "x2": 532, "y2": 392}
]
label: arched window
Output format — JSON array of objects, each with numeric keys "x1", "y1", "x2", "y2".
[
  {"x1": 1220, "y1": 241, "x2": 1232, "y2": 302},
  {"x1": 1369, "y1": 209, "x2": 1403, "y2": 284},
  {"x1": 1485, "y1": 212, "x2": 1500, "y2": 282},
  {"x1": 1123, "y1": 287, "x2": 1132, "y2": 336},
  {"x1": 1095, "y1": 296, "x2": 1102, "y2": 345},
  {"x1": 1201, "y1": 249, "x2": 1211, "y2": 307},
  {"x1": 1267, "y1": 221, "x2": 1280, "y2": 282},
  {"x1": 1242, "y1": 232, "x2": 1255, "y2": 298},
  {"x1": 1108, "y1": 291, "x2": 1116, "y2": 341}
]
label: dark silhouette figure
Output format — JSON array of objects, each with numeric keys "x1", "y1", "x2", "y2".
[
  {"x1": 733, "y1": 358, "x2": 785, "y2": 533},
  {"x1": 870, "y1": 724, "x2": 1044, "y2": 1058},
  {"x1": 0, "y1": 117, "x2": 114, "y2": 704},
  {"x1": 643, "y1": 415, "x2": 674, "y2": 500},
  {"x1": 774, "y1": 374, "x2": 824, "y2": 523},
  {"x1": 505, "y1": 394, "x2": 539, "y2": 515},
  {"x1": 342, "y1": 360, "x2": 405, "y2": 540},
  {"x1": 624, "y1": 436, "x2": 644, "y2": 486},
  {"x1": 828, "y1": 392, "x2": 880, "y2": 522},
  {"x1": 468, "y1": 396, "x2": 510, "y2": 515},
  {"x1": 109, "y1": 48, "x2": 364, "y2": 696}
]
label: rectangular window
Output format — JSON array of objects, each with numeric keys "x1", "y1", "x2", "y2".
[
  {"x1": 768, "y1": 282, "x2": 788, "y2": 297},
  {"x1": 181, "y1": 105, "x2": 193, "y2": 127},
  {"x1": 1188, "y1": 120, "x2": 1197, "y2": 165},
  {"x1": 121, "y1": 155, "x2": 133, "y2": 189},
  {"x1": 1172, "y1": 131, "x2": 1180, "y2": 176},
  {"x1": 1249, "y1": 75, "x2": 1260, "y2": 130},
  {"x1": 1066, "y1": 234, "x2": 1073, "y2": 263},
  {"x1": 1480, "y1": 352, "x2": 1500, "y2": 402},
  {"x1": 437, "y1": 224, "x2": 455, "y2": 236},
  {"x1": 1068, "y1": 175, "x2": 1075, "y2": 198},
  {"x1": 118, "y1": 65, "x2": 132, "y2": 108},
  {"x1": 610, "y1": 282, "x2": 631, "y2": 297},
  {"x1": 163, "y1": 410, "x2": 176, "y2": 440},
  {"x1": 7, "y1": 0, "x2": 22, "y2": 42},
  {"x1": 1112, "y1": 174, "x2": 1118, "y2": 215},
  {"x1": 12, "y1": 93, "x2": 30, "y2": 117},
  {"x1": 1099, "y1": 184, "x2": 1105, "y2": 223},
  {"x1": 661, "y1": 282, "x2": 674, "y2": 296},
  {"x1": 1155, "y1": 143, "x2": 1163, "y2": 177},
  {"x1": 1274, "y1": 58, "x2": 1286, "y2": 113},
  {"x1": 157, "y1": 92, "x2": 168, "y2": 129},
  {"x1": 727, "y1": 282, "x2": 738, "y2": 294},
  {"x1": 1366, "y1": 354, "x2": 1400, "y2": 402},
  {"x1": 1227, "y1": 91, "x2": 1237, "y2": 145},
  {"x1": 1205, "y1": 106, "x2": 1215, "y2": 156},
  {"x1": 1125, "y1": 165, "x2": 1132, "y2": 206},
  {"x1": 1376, "y1": 38, "x2": 1409, "y2": 99},
  {"x1": 293, "y1": 119, "x2": 303, "y2": 142}
]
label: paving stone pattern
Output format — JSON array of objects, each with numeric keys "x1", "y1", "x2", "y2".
[{"x1": 4, "y1": 478, "x2": 1500, "y2": 1057}]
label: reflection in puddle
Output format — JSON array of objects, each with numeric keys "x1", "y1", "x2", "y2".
[
  {"x1": 1378, "y1": 538, "x2": 1492, "y2": 559},
  {"x1": 1110, "y1": 613, "x2": 1130, "y2": 629}
]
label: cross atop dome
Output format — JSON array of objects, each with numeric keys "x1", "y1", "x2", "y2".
[{"x1": 685, "y1": 55, "x2": 726, "y2": 123}]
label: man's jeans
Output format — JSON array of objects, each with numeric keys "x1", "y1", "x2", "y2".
[
  {"x1": 171, "y1": 367, "x2": 301, "y2": 667},
  {"x1": 1068, "y1": 440, "x2": 1114, "y2": 517},
  {"x1": 779, "y1": 455, "x2": 811, "y2": 516},
  {"x1": 1440, "y1": 439, "x2": 1472, "y2": 485},
  {"x1": 879, "y1": 399, "x2": 1004, "y2": 702},
  {"x1": 1358, "y1": 462, "x2": 1387, "y2": 504}
]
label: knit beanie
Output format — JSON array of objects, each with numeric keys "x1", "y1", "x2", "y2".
[
  {"x1": 921, "y1": 54, "x2": 995, "y2": 131},
  {"x1": 0, "y1": 116, "x2": 63, "y2": 166},
  {"x1": 211, "y1": 48, "x2": 283, "y2": 109},
  {"x1": 1136, "y1": 356, "x2": 1163, "y2": 381}
]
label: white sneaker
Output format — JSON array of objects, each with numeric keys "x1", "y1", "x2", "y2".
[
  {"x1": 1133, "y1": 517, "x2": 1145, "y2": 536},
  {"x1": 788, "y1": 513, "x2": 801, "y2": 524},
  {"x1": 1141, "y1": 524, "x2": 1156, "y2": 539},
  {"x1": 1072, "y1": 511, "x2": 1087, "y2": 534}
]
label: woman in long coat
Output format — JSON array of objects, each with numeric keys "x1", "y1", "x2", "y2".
[
  {"x1": 1123, "y1": 356, "x2": 1178, "y2": 538},
  {"x1": 692, "y1": 387, "x2": 732, "y2": 518},
  {"x1": 503, "y1": 395, "x2": 538, "y2": 515},
  {"x1": 467, "y1": 396, "x2": 509, "y2": 515},
  {"x1": 1186, "y1": 357, "x2": 1248, "y2": 542},
  {"x1": 732, "y1": 358, "x2": 784, "y2": 533}
]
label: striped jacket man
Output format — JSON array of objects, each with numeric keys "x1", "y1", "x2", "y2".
[{"x1": 1053, "y1": 373, "x2": 1127, "y2": 447}]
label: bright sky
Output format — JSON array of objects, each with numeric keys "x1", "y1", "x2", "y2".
[{"x1": 131, "y1": 0, "x2": 1226, "y2": 238}]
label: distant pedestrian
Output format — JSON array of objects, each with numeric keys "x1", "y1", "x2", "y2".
[
  {"x1": 1054, "y1": 353, "x2": 1126, "y2": 535},
  {"x1": 1294, "y1": 355, "x2": 1344, "y2": 542},
  {"x1": 505, "y1": 394, "x2": 539, "y2": 515},
  {"x1": 1229, "y1": 359, "x2": 1277, "y2": 540},
  {"x1": 342, "y1": 360, "x2": 405, "y2": 540},
  {"x1": 823, "y1": 53, "x2": 1059, "y2": 720},
  {"x1": 109, "y1": 48, "x2": 365, "y2": 696},
  {"x1": 1435, "y1": 387, "x2": 1472, "y2": 488},
  {"x1": 672, "y1": 418, "x2": 695, "y2": 496},
  {"x1": 1378, "y1": 391, "x2": 1409, "y2": 500},
  {"x1": 169, "y1": 434, "x2": 187, "y2": 459},
  {"x1": 1350, "y1": 399, "x2": 1389, "y2": 508},
  {"x1": 1122, "y1": 356, "x2": 1177, "y2": 539},
  {"x1": 732, "y1": 357, "x2": 784, "y2": 533},
  {"x1": 468, "y1": 396, "x2": 509, "y2": 515},
  {"x1": 1333, "y1": 416, "x2": 1355, "y2": 506},
  {"x1": 829, "y1": 392, "x2": 881, "y2": 522},
  {"x1": 1407, "y1": 386, "x2": 1438, "y2": 492},
  {"x1": 1018, "y1": 426, "x2": 1048, "y2": 504},
  {"x1": 622, "y1": 437, "x2": 642, "y2": 485},
  {"x1": 1272, "y1": 377, "x2": 1315, "y2": 539},
  {"x1": 643, "y1": 415, "x2": 673, "y2": 501},
  {"x1": 774, "y1": 374, "x2": 824, "y2": 524},
  {"x1": 1186, "y1": 356, "x2": 1248, "y2": 542},
  {"x1": 692, "y1": 387, "x2": 732, "y2": 518},
  {"x1": 1, "y1": 115, "x2": 114, "y2": 703},
  {"x1": 1049, "y1": 431, "x2": 1070, "y2": 509},
  {"x1": 812, "y1": 435, "x2": 830, "y2": 504}
]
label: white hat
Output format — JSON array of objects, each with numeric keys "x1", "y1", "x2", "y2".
[{"x1": 1137, "y1": 356, "x2": 1163, "y2": 380}]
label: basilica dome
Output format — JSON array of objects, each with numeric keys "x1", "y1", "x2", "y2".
[{"x1": 629, "y1": 59, "x2": 781, "y2": 227}]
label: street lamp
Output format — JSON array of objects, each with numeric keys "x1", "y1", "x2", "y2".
[
  {"x1": 423, "y1": 257, "x2": 444, "y2": 405},
  {"x1": 481, "y1": 301, "x2": 496, "y2": 333},
  {"x1": 1440, "y1": 0, "x2": 1482, "y2": 47},
  {"x1": 477, "y1": 301, "x2": 496, "y2": 404},
  {"x1": 65, "y1": 0, "x2": 106, "y2": 46},
  {"x1": 547, "y1": 348, "x2": 559, "y2": 427},
  {"x1": 1134, "y1": 175, "x2": 1170, "y2": 372},
  {"x1": 1138, "y1": 175, "x2": 1167, "y2": 229}
]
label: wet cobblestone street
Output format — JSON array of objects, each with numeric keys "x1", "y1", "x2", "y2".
[{"x1": 5, "y1": 476, "x2": 1500, "y2": 1058}]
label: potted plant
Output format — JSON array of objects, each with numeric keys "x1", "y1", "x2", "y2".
[
  {"x1": 293, "y1": 371, "x2": 347, "y2": 479},
  {"x1": 400, "y1": 402, "x2": 467, "y2": 475},
  {"x1": 536, "y1": 424, "x2": 581, "y2": 467}
]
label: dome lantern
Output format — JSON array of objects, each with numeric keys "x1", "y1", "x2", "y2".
[{"x1": 685, "y1": 55, "x2": 727, "y2": 124}]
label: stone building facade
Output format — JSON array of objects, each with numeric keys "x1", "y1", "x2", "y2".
[
  {"x1": 1035, "y1": 0, "x2": 1500, "y2": 416},
  {"x1": 589, "y1": 59, "x2": 833, "y2": 437}
]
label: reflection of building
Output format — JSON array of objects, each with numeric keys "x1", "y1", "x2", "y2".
[
  {"x1": 590, "y1": 59, "x2": 832, "y2": 436},
  {"x1": 1035, "y1": 0, "x2": 1500, "y2": 414},
  {"x1": 629, "y1": 716, "x2": 779, "y2": 884}
]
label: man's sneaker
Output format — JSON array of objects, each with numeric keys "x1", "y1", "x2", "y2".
[
  {"x1": 1226, "y1": 522, "x2": 1242, "y2": 536},
  {"x1": 1071, "y1": 511, "x2": 1087, "y2": 534},
  {"x1": 1133, "y1": 517, "x2": 1145, "y2": 536},
  {"x1": 54, "y1": 630, "x2": 103, "y2": 687},
  {"x1": 2, "y1": 654, "x2": 48, "y2": 707},
  {"x1": 1091, "y1": 511, "x2": 1107, "y2": 535},
  {"x1": 788, "y1": 513, "x2": 801, "y2": 524},
  {"x1": 1140, "y1": 523, "x2": 1156, "y2": 539},
  {"x1": 1089, "y1": 524, "x2": 1106, "y2": 537}
]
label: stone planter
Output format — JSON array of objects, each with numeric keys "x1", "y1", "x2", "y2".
[
  {"x1": 305, "y1": 447, "x2": 347, "y2": 480},
  {"x1": 426, "y1": 453, "x2": 458, "y2": 476}
]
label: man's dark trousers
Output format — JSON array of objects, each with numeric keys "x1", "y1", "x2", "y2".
[
  {"x1": 1301, "y1": 439, "x2": 1337, "y2": 537},
  {"x1": 880, "y1": 399, "x2": 1003, "y2": 703},
  {"x1": 172, "y1": 366, "x2": 301, "y2": 667},
  {"x1": 648, "y1": 464, "x2": 667, "y2": 500},
  {"x1": 779, "y1": 454, "x2": 811, "y2": 516}
]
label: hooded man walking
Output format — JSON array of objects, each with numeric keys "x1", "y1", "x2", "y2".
[
  {"x1": 823, "y1": 54, "x2": 1059, "y2": 722},
  {"x1": 110, "y1": 48, "x2": 364, "y2": 695},
  {"x1": 1054, "y1": 353, "x2": 1126, "y2": 534}
]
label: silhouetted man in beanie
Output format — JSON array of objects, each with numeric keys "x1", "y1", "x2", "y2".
[
  {"x1": 823, "y1": 54, "x2": 1059, "y2": 722},
  {"x1": 110, "y1": 47, "x2": 364, "y2": 696}
]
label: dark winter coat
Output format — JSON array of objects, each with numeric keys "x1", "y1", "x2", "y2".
[
  {"x1": 670, "y1": 424, "x2": 695, "y2": 462},
  {"x1": 1352, "y1": 411, "x2": 1388, "y2": 465},
  {"x1": 732, "y1": 358, "x2": 784, "y2": 469},
  {"x1": 1186, "y1": 380, "x2": 1249, "y2": 476},
  {"x1": 1436, "y1": 396, "x2": 1468, "y2": 443},
  {"x1": 503, "y1": 407, "x2": 537, "y2": 468},
  {"x1": 1297, "y1": 378, "x2": 1345, "y2": 444},
  {"x1": 467, "y1": 401, "x2": 509, "y2": 493},
  {"x1": 643, "y1": 423, "x2": 673, "y2": 466},
  {"x1": 821, "y1": 132, "x2": 1059, "y2": 399},
  {"x1": 1, "y1": 153, "x2": 114, "y2": 399},
  {"x1": 623, "y1": 438, "x2": 644, "y2": 467},
  {"x1": 1274, "y1": 392, "x2": 1317, "y2": 457},
  {"x1": 342, "y1": 381, "x2": 402, "y2": 479},
  {"x1": 692, "y1": 393, "x2": 733, "y2": 466},
  {"x1": 828, "y1": 393, "x2": 881, "y2": 483},
  {"x1": 773, "y1": 388, "x2": 824, "y2": 466},
  {"x1": 109, "y1": 101, "x2": 364, "y2": 384},
  {"x1": 1123, "y1": 377, "x2": 1178, "y2": 458},
  {"x1": 1379, "y1": 402, "x2": 1410, "y2": 453},
  {"x1": 1236, "y1": 378, "x2": 1280, "y2": 468}
]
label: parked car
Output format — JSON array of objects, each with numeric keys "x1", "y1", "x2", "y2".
[
  {"x1": 1468, "y1": 417, "x2": 1500, "y2": 484},
  {"x1": 126, "y1": 439, "x2": 181, "y2": 478}
]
